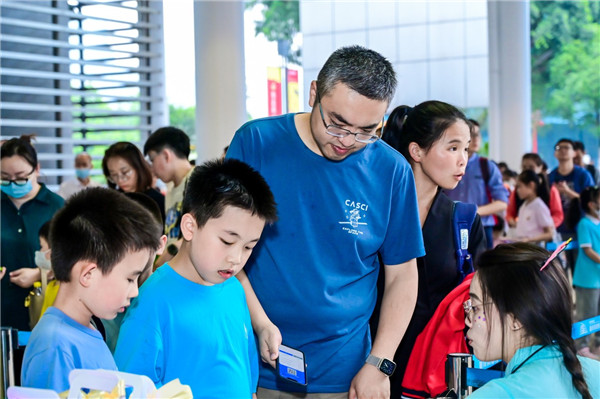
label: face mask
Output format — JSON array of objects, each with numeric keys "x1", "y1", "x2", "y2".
[
  {"x1": 1, "y1": 180, "x2": 33, "y2": 199},
  {"x1": 75, "y1": 168, "x2": 91, "y2": 179},
  {"x1": 34, "y1": 249, "x2": 52, "y2": 270}
]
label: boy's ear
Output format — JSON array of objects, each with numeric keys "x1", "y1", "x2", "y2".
[
  {"x1": 77, "y1": 261, "x2": 98, "y2": 287},
  {"x1": 156, "y1": 235, "x2": 168, "y2": 255},
  {"x1": 308, "y1": 80, "x2": 317, "y2": 108},
  {"x1": 180, "y1": 213, "x2": 197, "y2": 241}
]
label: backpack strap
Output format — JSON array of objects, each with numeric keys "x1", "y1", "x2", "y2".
[
  {"x1": 452, "y1": 201, "x2": 478, "y2": 283},
  {"x1": 479, "y1": 156, "x2": 490, "y2": 185}
]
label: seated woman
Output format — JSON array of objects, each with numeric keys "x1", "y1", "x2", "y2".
[
  {"x1": 465, "y1": 242, "x2": 599, "y2": 398},
  {"x1": 102, "y1": 141, "x2": 165, "y2": 223}
]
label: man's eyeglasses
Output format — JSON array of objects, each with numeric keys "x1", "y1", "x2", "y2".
[
  {"x1": 316, "y1": 91, "x2": 381, "y2": 144},
  {"x1": 107, "y1": 168, "x2": 134, "y2": 184},
  {"x1": 555, "y1": 144, "x2": 573, "y2": 151},
  {"x1": 1, "y1": 167, "x2": 35, "y2": 186}
]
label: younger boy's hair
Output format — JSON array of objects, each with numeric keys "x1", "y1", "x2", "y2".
[
  {"x1": 183, "y1": 158, "x2": 277, "y2": 229},
  {"x1": 143, "y1": 126, "x2": 190, "y2": 160},
  {"x1": 50, "y1": 187, "x2": 162, "y2": 282},
  {"x1": 39, "y1": 221, "x2": 51, "y2": 242}
]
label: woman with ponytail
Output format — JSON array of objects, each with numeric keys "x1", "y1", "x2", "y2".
[
  {"x1": 465, "y1": 242, "x2": 599, "y2": 398},
  {"x1": 379, "y1": 101, "x2": 487, "y2": 396}
]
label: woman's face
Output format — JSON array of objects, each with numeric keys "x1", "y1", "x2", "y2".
[
  {"x1": 465, "y1": 274, "x2": 505, "y2": 362},
  {"x1": 417, "y1": 119, "x2": 471, "y2": 190},
  {"x1": 521, "y1": 158, "x2": 542, "y2": 174},
  {"x1": 1, "y1": 155, "x2": 39, "y2": 196},
  {"x1": 106, "y1": 156, "x2": 138, "y2": 193}
]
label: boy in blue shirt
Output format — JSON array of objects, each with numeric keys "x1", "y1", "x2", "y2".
[
  {"x1": 114, "y1": 158, "x2": 277, "y2": 398},
  {"x1": 21, "y1": 187, "x2": 164, "y2": 392}
]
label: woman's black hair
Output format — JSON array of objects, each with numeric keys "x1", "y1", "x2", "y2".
[
  {"x1": 477, "y1": 243, "x2": 592, "y2": 399},
  {"x1": 102, "y1": 142, "x2": 153, "y2": 192},
  {"x1": 516, "y1": 169, "x2": 551, "y2": 207},
  {"x1": 1, "y1": 135, "x2": 38, "y2": 167},
  {"x1": 382, "y1": 100, "x2": 469, "y2": 161},
  {"x1": 565, "y1": 186, "x2": 600, "y2": 230}
]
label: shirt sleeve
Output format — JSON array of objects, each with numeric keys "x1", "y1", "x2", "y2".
[
  {"x1": 114, "y1": 302, "x2": 165, "y2": 386},
  {"x1": 486, "y1": 161, "x2": 509, "y2": 203},
  {"x1": 535, "y1": 201, "x2": 554, "y2": 230},
  {"x1": 577, "y1": 219, "x2": 592, "y2": 248},
  {"x1": 549, "y1": 186, "x2": 564, "y2": 227},
  {"x1": 21, "y1": 347, "x2": 74, "y2": 392}
]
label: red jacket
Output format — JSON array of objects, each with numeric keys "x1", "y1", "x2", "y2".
[{"x1": 401, "y1": 273, "x2": 474, "y2": 399}]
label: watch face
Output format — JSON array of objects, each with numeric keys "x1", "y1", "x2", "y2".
[{"x1": 380, "y1": 359, "x2": 396, "y2": 376}]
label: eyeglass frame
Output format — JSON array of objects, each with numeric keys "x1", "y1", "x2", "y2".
[
  {"x1": 0, "y1": 166, "x2": 36, "y2": 187},
  {"x1": 316, "y1": 90, "x2": 382, "y2": 144},
  {"x1": 107, "y1": 168, "x2": 134, "y2": 184},
  {"x1": 463, "y1": 299, "x2": 490, "y2": 323},
  {"x1": 554, "y1": 144, "x2": 573, "y2": 151}
]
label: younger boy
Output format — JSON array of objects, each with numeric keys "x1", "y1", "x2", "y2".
[
  {"x1": 144, "y1": 126, "x2": 194, "y2": 264},
  {"x1": 21, "y1": 188, "x2": 163, "y2": 392},
  {"x1": 114, "y1": 158, "x2": 277, "y2": 398}
]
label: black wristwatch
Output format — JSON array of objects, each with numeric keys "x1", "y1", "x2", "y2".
[{"x1": 366, "y1": 354, "x2": 396, "y2": 376}]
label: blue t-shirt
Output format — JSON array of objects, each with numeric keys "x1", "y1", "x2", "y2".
[
  {"x1": 21, "y1": 307, "x2": 116, "y2": 392},
  {"x1": 114, "y1": 264, "x2": 258, "y2": 399},
  {"x1": 548, "y1": 165, "x2": 595, "y2": 233},
  {"x1": 469, "y1": 345, "x2": 600, "y2": 398},
  {"x1": 444, "y1": 154, "x2": 508, "y2": 227},
  {"x1": 574, "y1": 215, "x2": 600, "y2": 289},
  {"x1": 227, "y1": 113, "x2": 425, "y2": 392}
]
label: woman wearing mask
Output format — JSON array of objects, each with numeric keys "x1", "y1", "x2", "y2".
[
  {"x1": 1, "y1": 135, "x2": 64, "y2": 331},
  {"x1": 102, "y1": 141, "x2": 165, "y2": 222}
]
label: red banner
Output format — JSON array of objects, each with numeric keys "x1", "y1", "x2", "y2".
[{"x1": 267, "y1": 67, "x2": 282, "y2": 116}]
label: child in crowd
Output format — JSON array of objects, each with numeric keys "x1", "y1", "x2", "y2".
[
  {"x1": 465, "y1": 243, "x2": 599, "y2": 398},
  {"x1": 570, "y1": 186, "x2": 600, "y2": 356},
  {"x1": 512, "y1": 170, "x2": 554, "y2": 245},
  {"x1": 21, "y1": 188, "x2": 163, "y2": 392},
  {"x1": 114, "y1": 158, "x2": 277, "y2": 398}
]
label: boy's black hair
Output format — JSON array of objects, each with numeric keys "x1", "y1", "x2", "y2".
[
  {"x1": 39, "y1": 221, "x2": 51, "y2": 242},
  {"x1": 143, "y1": 126, "x2": 190, "y2": 159},
  {"x1": 555, "y1": 138, "x2": 575, "y2": 148},
  {"x1": 182, "y1": 158, "x2": 277, "y2": 229},
  {"x1": 573, "y1": 141, "x2": 585, "y2": 152},
  {"x1": 124, "y1": 192, "x2": 164, "y2": 231},
  {"x1": 50, "y1": 187, "x2": 162, "y2": 282}
]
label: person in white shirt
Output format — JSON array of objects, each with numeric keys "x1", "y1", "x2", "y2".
[{"x1": 58, "y1": 152, "x2": 100, "y2": 199}]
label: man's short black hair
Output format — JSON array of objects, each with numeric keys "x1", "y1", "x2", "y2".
[
  {"x1": 555, "y1": 138, "x2": 575, "y2": 148},
  {"x1": 144, "y1": 126, "x2": 190, "y2": 159},
  {"x1": 183, "y1": 158, "x2": 277, "y2": 229},
  {"x1": 39, "y1": 221, "x2": 51, "y2": 242},
  {"x1": 50, "y1": 187, "x2": 162, "y2": 282},
  {"x1": 573, "y1": 141, "x2": 585, "y2": 152}
]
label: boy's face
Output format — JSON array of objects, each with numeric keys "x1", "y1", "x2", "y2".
[
  {"x1": 184, "y1": 206, "x2": 265, "y2": 286},
  {"x1": 85, "y1": 249, "x2": 152, "y2": 320},
  {"x1": 147, "y1": 149, "x2": 171, "y2": 183}
]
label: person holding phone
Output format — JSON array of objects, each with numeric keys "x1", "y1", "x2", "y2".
[{"x1": 227, "y1": 46, "x2": 424, "y2": 398}]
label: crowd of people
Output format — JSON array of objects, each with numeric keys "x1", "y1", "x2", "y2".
[{"x1": 1, "y1": 46, "x2": 599, "y2": 399}]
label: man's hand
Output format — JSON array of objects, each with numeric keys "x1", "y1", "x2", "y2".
[
  {"x1": 255, "y1": 321, "x2": 282, "y2": 368},
  {"x1": 349, "y1": 364, "x2": 390, "y2": 399},
  {"x1": 9, "y1": 267, "x2": 41, "y2": 288},
  {"x1": 554, "y1": 181, "x2": 578, "y2": 199}
]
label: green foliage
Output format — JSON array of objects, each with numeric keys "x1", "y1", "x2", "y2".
[
  {"x1": 246, "y1": 0, "x2": 301, "y2": 64},
  {"x1": 530, "y1": 1, "x2": 600, "y2": 130},
  {"x1": 168, "y1": 104, "x2": 196, "y2": 137}
]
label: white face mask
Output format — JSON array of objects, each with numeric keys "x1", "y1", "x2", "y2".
[{"x1": 34, "y1": 249, "x2": 52, "y2": 270}]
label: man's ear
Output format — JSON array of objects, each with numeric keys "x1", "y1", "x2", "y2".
[
  {"x1": 77, "y1": 261, "x2": 98, "y2": 287},
  {"x1": 180, "y1": 213, "x2": 197, "y2": 241},
  {"x1": 408, "y1": 142, "x2": 423, "y2": 163},
  {"x1": 156, "y1": 234, "x2": 168, "y2": 255},
  {"x1": 308, "y1": 80, "x2": 318, "y2": 108}
]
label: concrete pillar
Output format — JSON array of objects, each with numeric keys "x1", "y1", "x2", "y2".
[
  {"x1": 487, "y1": 0, "x2": 531, "y2": 171},
  {"x1": 193, "y1": 1, "x2": 247, "y2": 162}
]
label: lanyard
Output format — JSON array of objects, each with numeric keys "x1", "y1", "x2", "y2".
[{"x1": 511, "y1": 345, "x2": 547, "y2": 374}]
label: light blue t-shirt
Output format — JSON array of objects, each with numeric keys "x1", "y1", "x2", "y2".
[
  {"x1": 468, "y1": 345, "x2": 600, "y2": 398},
  {"x1": 21, "y1": 307, "x2": 116, "y2": 392},
  {"x1": 227, "y1": 113, "x2": 425, "y2": 392},
  {"x1": 114, "y1": 264, "x2": 258, "y2": 399},
  {"x1": 574, "y1": 215, "x2": 600, "y2": 289}
]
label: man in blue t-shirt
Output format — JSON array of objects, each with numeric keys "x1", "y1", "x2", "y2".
[
  {"x1": 548, "y1": 138, "x2": 595, "y2": 273},
  {"x1": 226, "y1": 46, "x2": 425, "y2": 398}
]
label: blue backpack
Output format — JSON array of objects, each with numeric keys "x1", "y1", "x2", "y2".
[{"x1": 452, "y1": 201, "x2": 477, "y2": 283}]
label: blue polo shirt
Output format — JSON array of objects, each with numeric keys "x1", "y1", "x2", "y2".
[{"x1": 1, "y1": 184, "x2": 64, "y2": 330}]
